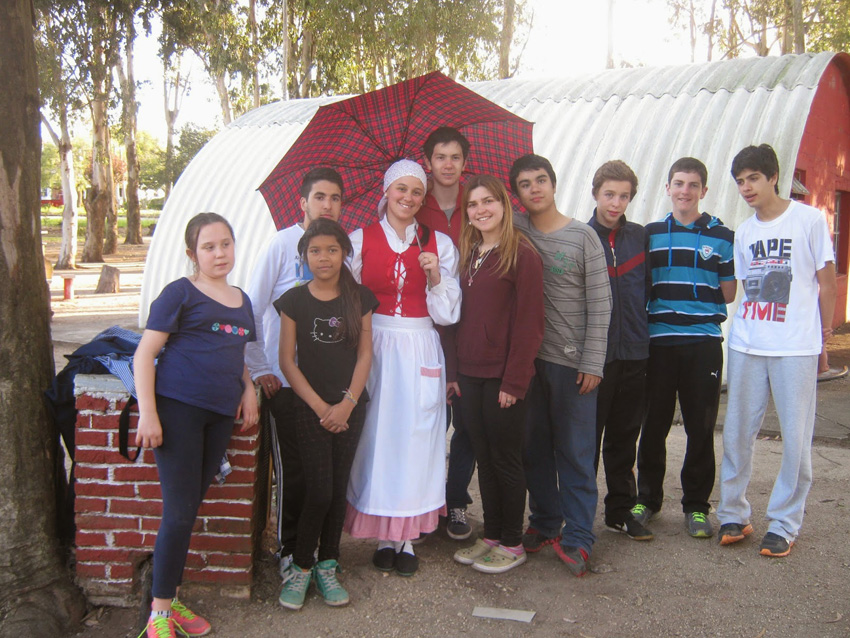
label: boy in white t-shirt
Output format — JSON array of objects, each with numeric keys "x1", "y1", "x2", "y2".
[{"x1": 717, "y1": 144, "x2": 837, "y2": 557}]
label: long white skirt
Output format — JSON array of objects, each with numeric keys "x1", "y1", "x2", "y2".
[{"x1": 346, "y1": 314, "x2": 447, "y2": 525}]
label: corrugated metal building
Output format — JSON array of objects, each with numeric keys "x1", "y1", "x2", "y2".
[{"x1": 140, "y1": 51, "x2": 850, "y2": 327}]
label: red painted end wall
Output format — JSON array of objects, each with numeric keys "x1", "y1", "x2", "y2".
[{"x1": 794, "y1": 55, "x2": 850, "y2": 326}]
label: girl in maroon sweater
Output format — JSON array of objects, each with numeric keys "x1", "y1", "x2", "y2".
[{"x1": 448, "y1": 175, "x2": 544, "y2": 574}]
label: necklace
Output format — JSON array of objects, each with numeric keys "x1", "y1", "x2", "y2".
[{"x1": 467, "y1": 243, "x2": 498, "y2": 286}]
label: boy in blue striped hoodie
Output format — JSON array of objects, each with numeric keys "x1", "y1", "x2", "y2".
[{"x1": 633, "y1": 157, "x2": 736, "y2": 538}]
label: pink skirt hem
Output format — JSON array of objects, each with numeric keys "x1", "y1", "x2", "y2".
[{"x1": 344, "y1": 503, "x2": 447, "y2": 541}]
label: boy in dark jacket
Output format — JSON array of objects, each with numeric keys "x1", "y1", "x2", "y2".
[{"x1": 588, "y1": 160, "x2": 653, "y2": 541}]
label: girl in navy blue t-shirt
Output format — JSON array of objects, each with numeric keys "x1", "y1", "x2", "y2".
[
  {"x1": 274, "y1": 218, "x2": 377, "y2": 611},
  {"x1": 134, "y1": 212, "x2": 259, "y2": 638}
]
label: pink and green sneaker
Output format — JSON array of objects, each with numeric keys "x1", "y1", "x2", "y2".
[
  {"x1": 170, "y1": 599, "x2": 211, "y2": 637},
  {"x1": 138, "y1": 615, "x2": 177, "y2": 638}
]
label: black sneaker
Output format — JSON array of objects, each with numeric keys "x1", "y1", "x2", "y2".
[
  {"x1": 630, "y1": 503, "x2": 658, "y2": 526},
  {"x1": 521, "y1": 527, "x2": 561, "y2": 553},
  {"x1": 759, "y1": 532, "x2": 793, "y2": 557},
  {"x1": 718, "y1": 522, "x2": 754, "y2": 546},
  {"x1": 446, "y1": 508, "x2": 472, "y2": 540},
  {"x1": 394, "y1": 550, "x2": 419, "y2": 576},
  {"x1": 372, "y1": 547, "x2": 396, "y2": 572},
  {"x1": 606, "y1": 516, "x2": 654, "y2": 541}
]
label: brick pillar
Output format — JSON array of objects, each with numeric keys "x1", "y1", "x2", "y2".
[{"x1": 73, "y1": 374, "x2": 262, "y2": 606}]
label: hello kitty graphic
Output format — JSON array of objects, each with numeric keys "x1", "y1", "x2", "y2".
[{"x1": 312, "y1": 317, "x2": 343, "y2": 343}]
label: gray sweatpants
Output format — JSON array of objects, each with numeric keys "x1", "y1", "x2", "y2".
[{"x1": 717, "y1": 349, "x2": 818, "y2": 542}]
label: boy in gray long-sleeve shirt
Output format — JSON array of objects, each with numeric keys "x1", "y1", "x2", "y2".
[{"x1": 510, "y1": 154, "x2": 612, "y2": 576}]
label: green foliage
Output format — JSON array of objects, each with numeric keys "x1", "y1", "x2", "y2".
[
  {"x1": 172, "y1": 123, "x2": 218, "y2": 184},
  {"x1": 260, "y1": 0, "x2": 514, "y2": 98},
  {"x1": 41, "y1": 142, "x2": 61, "y2": 190},
  {"x1": 136, "y1": 131, "x2": 167, "y2": 189},
  {"x1": 666, "y1": 0, "x2": 850, "y2": 60},
  {"x1": 805, "y1": 0, "x2": 850, "y2": 53}
]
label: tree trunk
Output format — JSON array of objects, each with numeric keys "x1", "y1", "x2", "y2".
[
  {"x1": 606, "y1": 0, "x2": 614, "y2": 69},
  {"x1": 214, "y1": 70, "x2": 233, "y2": 125},
  {"x1": 689, "y1": 0, "x2": 696, "y2": 63},
  {"x1": 299, "y1": 28, "x2": 314, "y2": 98},
  {"x1": 280, "y1": 0, "x2": 289, "y2": 100},
  {"x1": 42, "y1": 111, "x2": 78, "y2": 270},
  {"x1": 707, "y1": 0, "x2": 716, "y2": 61},
  {"x1": 498, "y1": 0, "x2": 516, "y2": 79},
  {"x1": 793, "y1": 0, "x2": 804, "y2": 53},
  {"x1": 118, "y1": 12, "x2": 143, "y2": 245},
  {"x1": 162, "y1": 55, "x2": 183, "y2": 201},
  {"x1": 103, "y1": 139, "x2": 118, "y2": 254},
  {"x1": 0, "y1": 3, "x2": 87, "y2": 636},
  {"x1": 249, "y1": 0, "x2": 260, "y2": 108},
  {"x1": 82, "y1": 77, "x2": 108, "y2": 262}
]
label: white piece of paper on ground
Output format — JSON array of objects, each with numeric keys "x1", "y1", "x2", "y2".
[{"x1": 472, "y1": 607, "x2": 536, "y2": 623}]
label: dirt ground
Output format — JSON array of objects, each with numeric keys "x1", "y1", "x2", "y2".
[{"x1": 48, "y1": 232, "x2": 850, "y2": 638}]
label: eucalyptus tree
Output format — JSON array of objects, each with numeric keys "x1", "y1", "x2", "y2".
[
  {"x1": 0, "y1": 2, "x2": 87, "y2": 636},
  {"x1": 36, "y1": 3, "x2": 84, "y2": 268}
]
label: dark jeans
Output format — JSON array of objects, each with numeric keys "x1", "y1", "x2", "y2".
[
  {"x1": 595, "y1": 358, "x2": 647, "y2": 525},
  {"x1": 524, "y1": 359, "x2": 598, "y2": 553},
  {"x1": 446, "y1": 400, "x2": 476, "y2": 510},
  {"x1": 292, "y1": 401, "x2": 366, "y2": 569},
  {"x1": 266, "y1": 388, "x2": 303, "y2": 557},
  {"x1": 637, "y1": 340, "x2": 722, "y2": 515},
  {"x1": 152, "y1": 395, "x2": 234, "y2": 599},
  {"x1": 458, "y1": 375, "x2": 526, "y2": 547}
]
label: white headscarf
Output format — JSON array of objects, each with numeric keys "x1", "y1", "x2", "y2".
[{"x1": 378, "y1": 159, "x2": 427, "y2": 218}]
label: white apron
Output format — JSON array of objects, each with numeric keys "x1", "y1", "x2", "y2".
[{"x1": 346, "y1": 314, "x2": 447, "y2": 517}]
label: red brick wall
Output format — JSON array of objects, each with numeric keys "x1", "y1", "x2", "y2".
[
  {"x1": 794, "y1": 55, "x2": 850, "y2": 325},
  {"x1": 73, "y1": 377, "x2": 261, "y2": 606}
]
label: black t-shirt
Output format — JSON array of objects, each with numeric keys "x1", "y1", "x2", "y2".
[{"x1": 274, "y1": 283, "x2": 379, "y2": 405}]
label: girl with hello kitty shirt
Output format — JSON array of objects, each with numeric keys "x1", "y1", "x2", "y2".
[{"x1": 274, "y1": 218, "x2": 378, "y2": 610}]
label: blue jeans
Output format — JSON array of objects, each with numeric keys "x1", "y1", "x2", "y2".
[{"x1": 524, "y1": 359, "x2": 598, "y2": 553}]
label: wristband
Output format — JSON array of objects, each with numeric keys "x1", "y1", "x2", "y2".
[{"x1": 342, "y1": 389, "x2": 358, "y2": 406}]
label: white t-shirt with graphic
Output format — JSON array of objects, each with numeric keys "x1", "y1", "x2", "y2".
[{"x1": 728, "y1": 201, "x2": 834, "y2": 356}]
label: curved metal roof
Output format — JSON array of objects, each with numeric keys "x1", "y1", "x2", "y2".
[{"x1": 140, "y1": 52, "x2": 842, "y2": 325}]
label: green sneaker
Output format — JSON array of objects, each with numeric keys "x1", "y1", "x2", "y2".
[
  {"x1": 278, "y1": 565, "x2": 312, "y2": 610},
  {"x1": 313, "y1": 559, "x2": 350, "y2": 607},
  {"x1": 686, "y1": 512, "x2": 714, "y2": 538}
]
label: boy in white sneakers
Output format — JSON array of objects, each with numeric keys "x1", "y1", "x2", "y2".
[{"x1": 717, "y1": 144, "x2": 836, "y2": 557}]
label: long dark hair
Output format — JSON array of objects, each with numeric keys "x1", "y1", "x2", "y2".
[{"x1": 298, "y1": 218, "x2": 362, "y2": 347}]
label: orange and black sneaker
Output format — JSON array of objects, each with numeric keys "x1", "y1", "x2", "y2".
[
  {"x1": 718, "y1": 522, "x2": 754, "y2": 546},
  {"x1": 138, "y1": 615, "x2": 177, "y2": 638},
  {"x1": 170, "y1": 599, "x2": 211, "y2": 637},
  {"x1": 759, "y1": 532, "x2": 793, "y2": 557}
]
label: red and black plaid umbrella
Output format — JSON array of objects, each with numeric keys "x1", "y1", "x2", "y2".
[{"x1": 259, "y1": 71, "x2": 534, "y2": 231}]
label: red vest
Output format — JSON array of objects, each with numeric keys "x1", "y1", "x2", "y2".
[{"x1": 361, "y1": 222, "x2": 438, "y2": 318}]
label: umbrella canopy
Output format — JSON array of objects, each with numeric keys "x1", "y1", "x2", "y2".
[{"x1": 259, "y1": 71, "x2": 534, "y2": 231}]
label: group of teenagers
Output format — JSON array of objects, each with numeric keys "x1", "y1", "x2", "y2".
[{"x1": 133, "y1": 125, "x2": 836, "y2": 637}]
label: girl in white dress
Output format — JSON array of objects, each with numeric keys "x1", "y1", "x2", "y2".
[{"x1": 344, "y1": 160, "x2": 461, "y2": 576}]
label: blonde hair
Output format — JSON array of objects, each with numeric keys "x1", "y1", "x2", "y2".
[{"x1": 459, "y1": 175, "x2": 534, "y2": 279}]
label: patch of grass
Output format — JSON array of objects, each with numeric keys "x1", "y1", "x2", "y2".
[{"x1": 42, "y1": 215, "x2": 158, "y2": 237}]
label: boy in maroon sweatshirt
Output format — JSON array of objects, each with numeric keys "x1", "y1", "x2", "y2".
[{"x1": 416, "y1": 127, "x2": 475, "y2": 540}]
